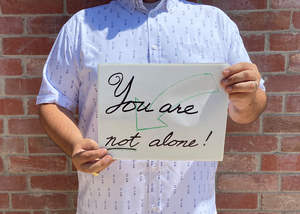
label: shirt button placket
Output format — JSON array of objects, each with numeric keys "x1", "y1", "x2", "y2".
[
  {"x1": 149, "y1": 160, "x2": 160, "y2": 213},
  {"x1": 147, "y1": 11, "x2": 160, "y2": 63}
]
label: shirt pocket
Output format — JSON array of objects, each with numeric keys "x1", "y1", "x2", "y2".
[{"x1": 177, "y1": 42, "x2": 225, "y2": 63}]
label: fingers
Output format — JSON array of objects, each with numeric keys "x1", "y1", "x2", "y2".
[
  {"x1": 80, "y1": 154, "x2": 115, "y2": 173},
  {"x1": 222, "y1": 68, "x2": 256, "y2": 86},
  {"x1": 73, "y1": 148, "x2": 115, "y2": 173},
  {"x1": 223, "y1": 80, "x2": 258, "y2": 93},
  {"x1": 250, "y1": 81, "x2": 258, "y2": 92},
  {"x1": 74, "y1": 147, "x2": 108, "y2": 163},
  {"x1": 223, "y1": 62, "x2": 257, "y2": 76},
  {"x1": 71, "y1": 139, "x2": 116, "y2": 174},
  {"x1": 221, "y1": 62, "x2": 261, "y2": 93}
]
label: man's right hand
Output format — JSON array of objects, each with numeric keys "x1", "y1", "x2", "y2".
[
  {"x1": 71, "y1": 139, "x2": 115, "y2": 174},
  {"x1": 39, "y1": 104, "x2": 115, "y2": 175}
]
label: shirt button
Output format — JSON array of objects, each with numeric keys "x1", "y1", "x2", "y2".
[
  {"x1": 152, "y1": 206, "x2": 158, "y2": 212},
  {"x1": 152, "y1": 45, "x2": 158, "y2": 50},
  {"x1": 152, "y1": 166, "x2": 157, "y2": 171},
  {"x1": 150, "y1": 12, "x2": 155, "y2": 18}
]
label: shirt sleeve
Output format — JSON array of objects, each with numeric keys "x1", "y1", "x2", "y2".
[
  {"x1": 36, "y1": 23, "x2": 80, "y2": 114},
  {"x1": 226, "y1": 18, "x2": 265, "y2": 91}
]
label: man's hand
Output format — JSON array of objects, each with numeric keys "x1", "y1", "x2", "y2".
[
  {"x1": 39, "y1": 103, "x2": 116, "y2": 175},
  {"x1": 221, "y1": 62, "x2": 260, "y2": 108},
  {"x1": 72, "y1": 139, "x2": 115, "y2": 174},
  {"x1": 220, "y1": 62, "x2": 267, "y2": 124}
]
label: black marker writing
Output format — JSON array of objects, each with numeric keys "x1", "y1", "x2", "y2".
[
  {"x1": 159, "y1": 103, "x2": 198, "y2": 114},
  {"x1": 203, "y1": 131, "x2": 213, "y2": 146},
  {"x1": 105, "y1": 72, "x2": 198, "y2": 115},
  {"x1": 149, "y1": 131, "x2": 198, "y2": 147},
  {"x1": 107, "y1": 147, "x2": 137, "y2": 151},
  {"x1": 105, "y1": 132, "x2": 141, "y2": 148},
  {"x1": 105, "y1": 73, "x2": 154, "y2": 114}
]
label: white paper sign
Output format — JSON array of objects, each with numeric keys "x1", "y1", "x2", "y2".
[{"x1": 98, "y1": 63, "x2": 229, "y2": 161}]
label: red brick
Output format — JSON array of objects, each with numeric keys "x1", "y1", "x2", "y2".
[
  {"x1": 264, "y1": 75, "x2": 300, "y2": 92},
  {"x1": 0, "y1": 58, "x2": 23, "y2": 76},
  {"x1": 2, "y1": 37, "x2": 55, "y2": 55},
  {"x1": 0, "y1": 194, "x2": 9, "y2": 209},
  {"x1": 27, "y1": 98, "x2": 39, "y2": 115},
  {"x1": 286, "y1": 95, "x2": 300, "y2": 112},
  {"x1": 0, "y1": 120, "x2": 3, "y2": 135},
  {"x1": 31, "y1": 174, "x2": 78, "y2": 191},
  {"x1": 294, "y1": 12, "x2": 300, "y2": 29},
  {"x1": 264, "y1": 115, "x2": 300, "y2": 133},
  {"x1": 0, "y1": 17, "x2": 23, "y2": 34},
  {"x1": 217, "y1": 174, "x2": 278, "y2": 191},
  {"x1": 27, "y1": 16, "x2": 70, "y2": 35},
  {"x1": 0, "y1": 137, "x2": 24, "y2": 154},
  {"x1": 229, "y1": 11, "x2": 291, "y2": 31},
  {"x1": 0, "y1": 175, "x2": 27, "y2": 191},
  {"x1": 262, "y1": 154, "x2": 300, "y2": 171},
  {"x1": 226, "y1": 117, "x2": 260, "y2": 133},
  {"x1": 262, "y1": 193, "x2": 300, "y2": 210},
  {"x1": 282, "y1": 136, "x2": 300, "y2": 152},
  {"x1": 241, "y1": 34, "x2": 265, "y2": 52},
  {"x1": 224, "y1": 135, "x2": 278, "y2": 153},
  {"x1": 9, "y1": 156, "x2": 67, "y2": 173},
  {"x1": 0, "y1": 98, "x2": 24, "y2": 115},
  {"x1": 217, "y1": 155, "x2": 258, "y2": 172},
  {"x1": 5, "y1": 78, "x2": 41, "y2": 95},
  {"x1": 34, "y1": 211, "x2": 76, "y2": 214},
  {"x1": 66, "y1": 0, "x2": 111, "y2": 14},
  {"x1": 264, "y1": 95, "x2": 283, "y2": 113},
  {"x1": 219, "y1": 212, "x2": 279, "y2": 214},
  {"x1": 27, "y1": 97, "x2": 38, "y2": 113},
  {"x1": 28, "y1": 137, "x2": 64, "y2": 153},
  {"x1": 271, "y1": 0, "x2": 300, "y2": 9},
  {"x1": 202, "y1": 0, "x2": 267, "y2": 10},
  {"x1": 11, "y1": 193, "x2": 69, "y2": 209},
  {"x1": 216, "y1": 193, "x2": 257, "y2": 209},
  {"x1": 270, "y1": 34, "x2": 300, "y2": 51},
  {"x1": 8, "y1": 118, "x2": 45, "y2": 135},
  {"x1": 26, "y1": 58, "x2": 46, "y2": 76},
  {"x1": 250, "y1": 54, "x2": 285, "y2": 73},
  {"x1": 282, "y1": 175, "x2": 300, "y2": 191},
  {"x1": 0, "y1": 0, "x2": 63, "y2": 14},
  {"x1": 74, "y1": 193, "x2": 77, "y2": 208},
  {"x1": 288, "y1": 53, "x2": 300, "y2": 72},
  {"x1": 0, "y1": 158, "x2": 3, "y2": 172}
]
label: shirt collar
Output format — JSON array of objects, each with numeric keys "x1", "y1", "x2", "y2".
[{"x1": 116, "y1": 0, "x2": 178, "y2": 14}]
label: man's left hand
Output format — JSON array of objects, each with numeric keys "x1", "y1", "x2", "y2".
[
  {"x1": 220, "y1": 62, "x2": 267, "y2": 124},
  {"x1": 221, "y1": 62, "x2": 261, "y2": 109}
]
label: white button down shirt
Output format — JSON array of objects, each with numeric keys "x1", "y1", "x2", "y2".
[{"x1": 37, "y1": 0, "x2": 264, "y2": 213}]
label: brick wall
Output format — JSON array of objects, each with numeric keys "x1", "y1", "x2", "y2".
[{"x1": 0, "y1": 0, "x2": 299, "y2": 213}]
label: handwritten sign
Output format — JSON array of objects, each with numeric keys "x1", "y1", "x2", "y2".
[{"x1": 98, "y1": 63, "x2": 229, "y2": 161}]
